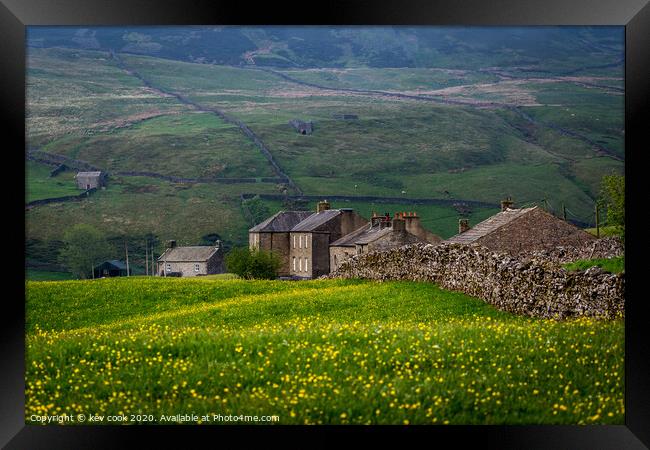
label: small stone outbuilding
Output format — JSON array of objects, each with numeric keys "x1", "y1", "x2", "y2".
[
  {"x1": 75, "y1": 171, "x2": 106, "y2": 190},
  {"x1": 157, "y1": 240, "x2": 224, "y2": 277},
  {"x1": 289, "y1": 119, "x2": 314, "y2": 135}
]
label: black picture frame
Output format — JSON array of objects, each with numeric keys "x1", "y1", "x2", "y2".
[{"x1": 4, "y1": 0, "x2": 649, "y2": 448}]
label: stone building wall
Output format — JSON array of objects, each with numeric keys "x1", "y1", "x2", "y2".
[
  {"x1": 330, "y1": 246, "x2": 355, "y2": 273},
  {"x1": 329, "y1": 242, "x2": 624, "y2": 320},
  {"x1": 158, "y1": 252, "x2": 224, "y2": 277},
  {"x1": 311, "y1": 233, "x2": 332, "y2": 278},
  {"x1": 158, "y1": 260, "x2": 208, "y2": 277},
  {"x1": 251, "y1": 232, "x2": 292, "y2": 276},
  {"x1": 289, "y1": 232, "x2": 313, "y2": 278}
]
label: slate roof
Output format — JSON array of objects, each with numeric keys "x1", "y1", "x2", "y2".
[
  {"x1": 95, "y1": 260, "x2": 127, "y2": 270},
  {"x1": 354, "y1": 227, "x2": 394, "y2": 244},
  {"x1": 157, "y1": 246, "x2": 220, "y2": 262},
  {"x1": 330, "y1": 224, "x2": 392, "y2": 246},
  {"x1": 249, "y1": 211, "x2": 314, "y2": 233},
  {"x1": 445, "y1": 207, "x2": 537, "y2": 244},
  {"x1": 75, "y1": 171, "x2": 103, "y2": 177},
  {"x1": 291, "y1": 209, "x2": 342, "y2": 232}
]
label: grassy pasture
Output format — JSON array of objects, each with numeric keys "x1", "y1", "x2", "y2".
[
  {"x1": 40, "y1": 112, "x2": 276, "y2": 179},
  {"x1": 563, "y1": 256, "x2": 624, "y2": 274},
  {"x1": 25, "y1": 176, "x2": 280, "y2": 247},
  {"x1": 26, "y1": 161, "x2": 79, "y2": 203},
  {"x1": 26, "y1": 49, "x2": 624, "y2": 264},
  {"x1": 25, "y1": 277, "x2": 624, "y2": 425}
]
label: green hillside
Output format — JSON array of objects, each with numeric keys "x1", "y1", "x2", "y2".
[
  {"x1": 26, "y1": 277, "x2": 624, "y2": 425},
  {"x1": 25, "y1": 31, "x2": 624, "y2": 270}
]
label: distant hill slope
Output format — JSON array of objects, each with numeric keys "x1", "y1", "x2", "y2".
[
  {"x1": 24, "y1": 29, "x2": 624, "y2": 269},
  {"x1": 27, "y1": 26, "x2": 623, "y2": 71}
]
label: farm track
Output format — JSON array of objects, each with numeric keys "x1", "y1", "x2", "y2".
[
  {"x1": 110, "y1": 51, "x2": 303, "y2": 195},
  {"x1": 253, "y1": 67, "x2": 623, "y2": 162}
]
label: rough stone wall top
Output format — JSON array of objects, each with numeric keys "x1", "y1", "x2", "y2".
[{"x1": 329, "y1": 241, "x2": 624, "y2": 320}]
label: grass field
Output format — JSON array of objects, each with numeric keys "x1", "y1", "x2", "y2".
[
  {"x1": 26, "y1": 277, "x2": 624, "y2": 425},
  {"x1": 563, "y1": 256, "x2": 624, "y2": 274},
  {"x1": 25, "y1": 269, "x2": 74, "y2": 281},
  {"x1": 26, "y1": 47, "x2": 624, "y2": 266},
  {"x1": 26, "y1": 161, "x2": 80, "y2": 203}
]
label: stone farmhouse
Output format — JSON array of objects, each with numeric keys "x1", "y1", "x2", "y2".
[
  {"x1": 75, "y1": 171, "x2": 106, "y2": 190},
  {"x1": 288, "y1": 202, "x2": 367, "y2": 279},
  {"x1": 445, "y1": 199, "x2": 596, "y2": 255},
  {"x1": 250, "y1": 201, "x2": 442, "y2": 279},
  {"x1": 157, "y1": 240, "x2": 224, "y2": 277},
  {"x1": 249, "y1": 210, "x2": 315, "y2": 276},
  {"x1": 330, "y1": 211, "x2": 442, "y2": 272}
]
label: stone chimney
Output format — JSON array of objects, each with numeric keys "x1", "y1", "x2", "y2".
[
  {"x1": 459, "y1": 219, "x2": 470, "y2": 234},
  {"x1": 392, "y1": 214, "x2": 406, "y2": 232},
  {"x1": 402, "y1": 211, "x2": 421, "y2": 236},
  {"x1": 501, "y1": 197, "x2": 514, "y2": 212},
  {"x1": 317, "y1": 200, "x2": 331, "y2": 213},
  {"x1": 370, "y1": 211, "x2": 382, "y2": 227},
  {"x1": 167, "y1": 240, "x2": 177, "y2": 248}
]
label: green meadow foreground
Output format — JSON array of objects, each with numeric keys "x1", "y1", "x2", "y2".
[{"x1": 25, "y1": 277, "x2": 624, "y2": 425}]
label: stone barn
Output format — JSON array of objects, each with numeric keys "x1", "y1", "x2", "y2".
[
  {"x1": 445, "y1": 200, "x2": 596, "y2": 256},
  {"x1": 157, "y1": 240, "x2": 225, "y2": 277},
  {"x1": 289, "y1": 119, "x2": 314, "y2": 135},
  {"x1": 329, "y1": 212, "x2": 434, "y2": 273},
  {"x1": 75, "y1": 171, "x2": 106, "y2": 190}
]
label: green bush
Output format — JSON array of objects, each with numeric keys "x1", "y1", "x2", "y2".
[{"x1": 224, "y1": 247, "x2": 281, "y2": 280}]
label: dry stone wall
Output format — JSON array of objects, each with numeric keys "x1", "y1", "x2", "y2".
[
  {"x1": 517, "y1": 236, "x2": 624, "y2": 264},
  {"x1": 328, "y1": 242, "x2": 624, "y2": 320}
]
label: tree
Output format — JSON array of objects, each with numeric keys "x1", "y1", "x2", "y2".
[
  {"x1": 58, "y1": 224, "x2": 113, "y2": 279},
  {"x1": 242, "y1": 196, "x2": 271, "y2": 227},
  {"x1": 225, "y1": 247, "x2": 280, "y2": 280},
  {"x1": 600, "y1": 173, "x2": 624, "y2": 239}
]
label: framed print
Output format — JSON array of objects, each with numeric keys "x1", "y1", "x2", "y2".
[{"x1": 3, "y1": 0, "x2": 649, "y2": 448}]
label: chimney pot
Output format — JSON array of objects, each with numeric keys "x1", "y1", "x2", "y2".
[
  {"x1": 501, "y1": 197, "x2": 514, "y2": 212},
  {"x1": 317, "y1": 200, "x2": 331, "y2": 213},
  {"x1": 459, "y1": 219, "x2": 470, "y2": 234}
]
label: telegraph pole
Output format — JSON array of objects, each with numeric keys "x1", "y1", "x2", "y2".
[
  {"x1": 145, "y1": 239, "x2": 149, "y2": 276},
  {"x1": 125, "y1": 240, "x2": 130, "y2": 277}
]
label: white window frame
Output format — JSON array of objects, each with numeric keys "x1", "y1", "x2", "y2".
[
  {"x1": 299, "y1": 257, "x2": 303, "y2": 272},
  {"x1": 299, "y1": 235, "x2": 302, "y2": 248},
  {"x1": 166, "y1": 263, "x2": 172, "y2": 272},
  {"x1": 293, "y1": 257, "x2": 296, "y2": 271},
  {"x1": 293, "y1": 235, "x2": 296, "y2": 249},
  {"x1": 306, "y1": 234, "x2": 309, "y2": 248},
  {"x1": 194, "y1": 263, "x2": 200, "y2": 272},
  {"x1": 305, "y1": 257, "x2": 309, "y2": 272}
]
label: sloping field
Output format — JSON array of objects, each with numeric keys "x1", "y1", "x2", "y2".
[{"x1": 26, "y1": 278, "x2": 623, "y2": 425}]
